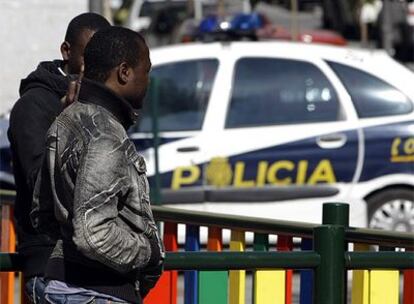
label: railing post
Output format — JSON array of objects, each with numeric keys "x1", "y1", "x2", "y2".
[
  {"x1": 322, "y1": 202, "x2": 349, "y2": 303},
  {"x1": 314, "y1": 225, "x2": 345, "y2": 304},
  {"x1": 314, "y1": 203, "x2": 349, "y2": 304},
  {"x1": 322, "y1": 202, "x2": 349, "y2": 226}
]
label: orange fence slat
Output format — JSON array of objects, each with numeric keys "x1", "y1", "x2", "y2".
[
  {"x1": 1, "y1": 205, "x2": 16, "y2": 304},
  {"x1": 207, "y1": 227, "x2": 222, "y2": 251}
]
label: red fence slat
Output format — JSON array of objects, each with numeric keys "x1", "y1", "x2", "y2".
[{"x1": 144, "y1": 222, "x2": 178, "y2": 304}]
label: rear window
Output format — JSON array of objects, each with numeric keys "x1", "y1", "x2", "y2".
[{"x1": 327, "y1": 61, "x2": 413, "y2": 118}]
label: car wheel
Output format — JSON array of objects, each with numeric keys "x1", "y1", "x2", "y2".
[{"x1": 368, "y1": 188, "x2": 414, "y2": 232}]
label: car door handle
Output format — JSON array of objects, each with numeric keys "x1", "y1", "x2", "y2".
[
  {"x1": 316, "y1": 133, "x2": 347, "y2": 149},
  {"x1": 177, "y1": 146, "x2": 200, "y2": 152}
]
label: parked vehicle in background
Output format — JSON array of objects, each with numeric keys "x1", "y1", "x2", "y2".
[
  {"x1": 127, "y1": 0, "x2": 192, "y2": 33},
  {"x1": 130, "y1": 41, "x2": 414, "y2": 232},
  {"x1": 405, "y1": 0, "x2": 414, "y2": 60},
  {"x1": 279, "y1": 0, "x2": 322, "y2": 11},
  {"x1": 408, "y1": 1, "x2": 414, "y2": 25},
  {"x1": 182, "y1": 12, "x2": 347, "y2": 45},
  {"x1": 125, "y1": 0, "x2": 244, "y2": 33},
  {"x1": 321, "y1": 0, "x2": 414, "y2": 62},
  {"x1": 257, "y1": 26, "x2": 347, "y2": 45}
]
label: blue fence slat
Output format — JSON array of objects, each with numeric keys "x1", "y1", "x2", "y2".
[
  {"x1": 185, "y1": 225, "x2": 200, "y2": 304},
  {"x1": 300, "y1": 238, "x2": 313, "y2": 304}
]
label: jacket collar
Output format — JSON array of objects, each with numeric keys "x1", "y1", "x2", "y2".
[{"x1": 78, "y1": 78, "x2": 138, "y2": 130}]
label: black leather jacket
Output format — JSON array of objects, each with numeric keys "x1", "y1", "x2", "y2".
[{"x1": 32, "y1": 79, "x2": 164, "y2": 303}]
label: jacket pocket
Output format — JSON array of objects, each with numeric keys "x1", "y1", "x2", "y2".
[{"x1": 118, "y1": 205, "x2": 147, "y2": 233}]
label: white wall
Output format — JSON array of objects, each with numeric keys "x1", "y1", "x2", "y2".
[{"x1": 0, "y1": 0, "x2": 88, "y2": 115}]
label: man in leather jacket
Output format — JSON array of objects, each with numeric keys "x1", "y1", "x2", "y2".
[
  {"x1": 7, "y1": 13, "x2": 110, "y2": 303},
  {"x1": 32, "y1": 27, "x2": 164, "y2": 304}
]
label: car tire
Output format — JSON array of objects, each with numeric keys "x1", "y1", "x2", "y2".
[{"x1": 367, "y1": 188, "x2": 414, "y2": 232}]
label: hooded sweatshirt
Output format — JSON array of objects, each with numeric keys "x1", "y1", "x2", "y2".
[{"x1": 8, "y1": 60, "x2": 68, "y2": 278}]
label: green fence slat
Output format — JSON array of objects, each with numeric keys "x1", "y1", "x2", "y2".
[
  {"x1": 199, "y1": 271, "x2": 228, "y2": 304},
  {"x1": 199, "y1": 227, "x2": 228, "y2": 304},
  {"x1": 254, "y1": 233, "x2": 269, "y2": 251}
]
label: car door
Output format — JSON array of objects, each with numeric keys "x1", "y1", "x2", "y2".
[{"x1": 199, "y1": 51, "x2": 361, "y2": 216}]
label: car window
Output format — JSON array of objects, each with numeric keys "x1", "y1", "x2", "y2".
[
  {"x1": 134, "y1": 59, "x2": 219, "y2": 132},
  {"x1": 327, "y1": 61, "x2": 413, "y2": 118},
  {"x1": 225, "y1": 58, "x2": 340, "y2": 128}
]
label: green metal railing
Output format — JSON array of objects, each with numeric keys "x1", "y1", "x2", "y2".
[{"x1": 151, "y1": 204, "x2": 414, "y2": 248}]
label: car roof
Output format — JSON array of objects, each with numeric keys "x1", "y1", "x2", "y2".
[
  {"x1": 150, "y1": 41, "x2": 414, "y2": 96},
  {"x1": 151, "y1": 41, "x2": 381, "y2": 61}
]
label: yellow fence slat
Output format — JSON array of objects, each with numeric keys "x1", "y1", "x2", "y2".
[
  {"x1": 229, "y1": 230, "x2": 245, "y2": 304},
  {"x1": 254, "y1": 270, "x2": 285, "y2": 304},
  {"x1": 352, "y1": 244, "x2": 370, "y2": 304},
  {"x1": 352, "y1": 269, "x2": 370, "y2": 304},
  {"x1": 370, "y1": 270, "x2": 399, "y2": 304},
  {"x1": 352, "y1": 244, "x2": 400, "y2": 304}
]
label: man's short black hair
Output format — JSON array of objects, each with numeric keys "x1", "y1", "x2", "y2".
[
  {"x1": 84, "y1": 26, "x2": 147, "y2": 82},
  {"x1": 65, "y1": 13, "x2": 111, "y2": 46}
]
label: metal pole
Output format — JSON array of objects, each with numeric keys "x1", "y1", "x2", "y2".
[
  {"x1": 314, "y1": 225, "x2": 346, "y2": 304},
  {"x1": 322, "y1": 202, "x2": 349, "y2": 304},
  {"x1": 290, "y1": 0, "x2": 299, "y2": 41},
  {"x1": 322, "y1": 203, "x2": 349, "y2": 226},
  {"x1": 150, "y1": 79, "x2": 161, "y2": 205},
  {"x1": 217, "y1": 0, "x2": 225, "y2": 17},
  {"x1": 360, "y1": 22, "x2": 369, "y2": 47},
  {"x1": 381, "y1": 0, "x2": 394, "y2": 55},
  {"x1": 359, "y1": 0, "x2": 370, "y2": 48},
  {"x1": 89, "y1": 0, "x2": 102, "y2": 13},
  {"x1": 89, "y1": 0, "x2": 112, "y2": 22}
]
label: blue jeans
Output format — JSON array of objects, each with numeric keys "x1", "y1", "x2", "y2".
[
  {"x1": 44, "y1": 293, "x2": 128, "y2": 304},
  {"x1": 25, "y1": 277, "x2": 48, "y2": 304}
]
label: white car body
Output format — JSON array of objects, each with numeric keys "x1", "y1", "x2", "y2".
[{"x1": 129, "y1": 42, "x2": 414, "y2": 232}]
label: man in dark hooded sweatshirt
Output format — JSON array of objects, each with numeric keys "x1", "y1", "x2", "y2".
[{"x1": 7, "y1": 13, "x2": 110, "y2": 303}]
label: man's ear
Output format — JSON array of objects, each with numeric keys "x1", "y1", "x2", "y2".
[
  {"x1": 117, "y1": 62, "x2": 130, "y2": 85},
  {"x1": 60, "y1": 41, "x2": 71, "y2": 61}
]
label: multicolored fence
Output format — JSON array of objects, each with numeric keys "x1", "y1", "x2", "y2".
[{"x1": 1, "y1": 189, "x2": 414, "y2": 304}]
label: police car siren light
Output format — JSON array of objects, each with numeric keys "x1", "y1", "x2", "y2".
[
  {"x1": 231, "y1": 12, "x2": 264, "y2": 31},
  {"x1": 199, "y1": 15, "x2": 220, "y2": 33},
  {"x1": 199, "y1": 12, "x2": 264, "y2": 34}
]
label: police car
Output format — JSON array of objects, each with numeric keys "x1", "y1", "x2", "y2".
[{"x1": 129, "y1": 41, "x2": 414, "y2": 232}]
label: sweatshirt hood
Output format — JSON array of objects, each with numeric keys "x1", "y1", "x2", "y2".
[{"x1": 19, "y1": 60, "x2": 69, "y2": 98}]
